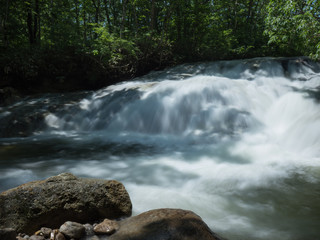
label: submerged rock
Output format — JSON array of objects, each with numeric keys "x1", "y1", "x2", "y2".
[
  {"x1": 108, "y1": 208, "x2": 222, "y2": 240},
  {"x1": 0, "y1": 173, "x2": 132, "y2": 234}
]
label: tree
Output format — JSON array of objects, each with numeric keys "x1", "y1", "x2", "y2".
[
  {"x1": 26, "y1": 0, "x2": 40, "y2": 46},
  {"x1": 1, "y1": 0, "x2": 320, "y2": 95},
  {"x1": 0, "y1": 0, "x2": 10, "y2": 48},
  {"x1": 265, "y1": 0, "x2": 320, "y2": 58}
]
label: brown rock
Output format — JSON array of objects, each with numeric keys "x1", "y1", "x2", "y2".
[
  {"x1": 59, "y1": 221, "x2": 85, "y2": 239},
  {"x1": 108, "y1": 208, "x2": 223, "y2": 240},
  {"x1": 0, "y1": 173, "x2": 132, "y2": 235},
  {"x1": 56, "y1": 232, "x2": 66, "y2": 240},
  {"x1": 94, "y1": 219, "x2": 119, "y2": 235}
]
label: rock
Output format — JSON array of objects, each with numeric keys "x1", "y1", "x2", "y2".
[
  {"x1": 94, "y1": 219, "x2": 119, "y2": 235},
  {"x1": 55, "y1": 232, "x2": 66, "y2": 240},
  {"x1": 84, "y1": 236, "x2": 100, "y2": 240},
  {"x1": 83, "y1": 224, "x2": 95, "y2": 236},
  {"x1": 59, "y1": 221, "x2": 85, "y2": 239},
  {"x1": 0, "y1": 228, "x2": 17, "y2": 240},
  {"x1": 29, "y1": 235, "x2": 45, "y2": 240},
  {"x1": 17, "y1": 233, "x2": 30, "y2": 239},
  {"x1": 35, "y1": 227, "x2": 52, "y2": 238},
  {"x1": 49, "y1": 229, "x2": 60, "y2": 240},
  {"x1": 0, "y1": 173, "x2": 132, "y2": 235},
  {"x1": 0, "y1": 110, "x2": 46, "y2": 137},
  {"x1": 108, "y1": 208, "x2": 223, "y2": 240},
  {"x1": 0, "y1": 87, "x2": 20, "y2": 106}
]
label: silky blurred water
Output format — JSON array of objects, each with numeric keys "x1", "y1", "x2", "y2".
[{"x1": 1, "y1": 57, "x2": 320, "y2": 240}]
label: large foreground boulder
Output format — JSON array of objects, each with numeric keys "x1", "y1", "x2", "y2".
[
  {"x1": 108, "y1": 208, "x2": 222, "y2": 240},
  {"x1": 0, "y1": 173, "x2": 132, "y2": 234}
]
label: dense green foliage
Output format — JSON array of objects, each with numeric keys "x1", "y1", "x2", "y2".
[
  {"x1": 0, "y1": 0, "x2": 319, "y2": 93},
  {"x1": 265, "y1": 0, "x2": 320, "y2": 58}
]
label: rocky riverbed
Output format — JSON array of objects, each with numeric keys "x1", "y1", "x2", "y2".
[{"x1": 0, "y1": 173, "x2": 223, "y2": 240}]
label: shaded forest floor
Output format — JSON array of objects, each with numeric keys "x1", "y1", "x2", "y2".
[{"x1": 0, "y1": 47, "x2": 175, "y2": 96}]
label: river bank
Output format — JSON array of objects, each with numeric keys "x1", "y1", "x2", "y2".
[{"x1": 0, "y1": 46, "x2": 175, "y2": 97}]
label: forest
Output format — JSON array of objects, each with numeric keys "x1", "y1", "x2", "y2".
[{"x1": 0, "y1": 0, "x2": 320, "y2": 94}]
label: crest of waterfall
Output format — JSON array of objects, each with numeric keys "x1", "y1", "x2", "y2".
[{"x1": 45, "y1": 57, "x2": 320, "y2": 151}]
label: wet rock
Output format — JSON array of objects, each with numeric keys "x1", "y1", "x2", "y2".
[
  {"x1": 83, "y1": 236, "x2": 100, "y2": 240},
  {"x1": 0, "y1": 109, "x2": 46, "y2": 137},
  {"x1": 35, "y1": 227, "x2": 52, "y2": 238},
  {"x1": 108, "y1": 208, "x2": 222, "y2": 240},
  {"x1": 29, "y1": 235, "x2": 46, "y2": 240},
  {"x1": 17, "y1": 233, "x2": 30, "y2": 239},
  {"x1": 0, "y1": 87, "x2": 20, "y2": 106},
  {"x1": 55, "y1": 232, "x2": 66, "y2": 240},
  {"x1": 94, "y1": 219, "x2": 119, "y2": 235},
  {"x1": 83, "y1": 224, "x2": 95, "y2": 236},
  {"x1": 0, "y1": 173, "x2": 132, "y2": 234},
  {"x1": 0, "y1": 228, "x2": 17, "y2": 240},
  {"x1": 59, "y1": 221, "x2": 85, "y2": 239},
  {"x1": 49, "y1": 229, "x2": 60, "y2": 240}
]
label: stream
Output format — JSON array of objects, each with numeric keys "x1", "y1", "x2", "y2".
[{"x1": 1, "y1": 57, "x2": 320, "y2": 240}]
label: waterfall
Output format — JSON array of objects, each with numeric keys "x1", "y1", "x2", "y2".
[{"x1": 1, "y1": 57, "x2": 320, "y2": 240}]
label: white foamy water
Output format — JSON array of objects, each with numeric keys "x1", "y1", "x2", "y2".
[{"x1": 1, "y1": 57, "x2": 320, "y2": 240}]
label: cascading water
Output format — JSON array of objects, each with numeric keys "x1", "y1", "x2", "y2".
[{"x1": 1, "y1": 57, "x2": 320, "y2": 240}]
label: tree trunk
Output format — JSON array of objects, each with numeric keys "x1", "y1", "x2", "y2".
[
  {"x1": 92, "y1": 0, "x2": 100, "y2": 24},
  {"x1": 92, "y1": 0, "x2": 100, "y2": 39},
  {"x1": 233, "y1": 0, "x2": 238, "y2": 30},
  {"x1": 120, "y1": 0, "x2": 127, "y2": 39},
  {"x1": 1, "y1": 0, "x2": 10, "y2": 47},
  {"x1": 247, "y1": 0, "x2": 254, "y2": 21},
  {"x1": 111, "y1": 0, "x2": 117, "y2": 31},
  {"x1": 34, "y1": 0, "x2": 40, "y2": 44},
  {"x1": 163, "y1": 1, "x2": 172, "y2": 38},
  {"x1": 150, "y1": 0, "x2": 156, "y2": 32},
  {"x1": 27, "y1": 1, "x2": 34, "y2": 45},
  {"x1": 83, "y1": 11, "x2": 87, "y2": 42},
  {"x1": 104, "y1": 0, "x2": 112, "y2": 32},
  {"x1": 26, "y1": 0, "x2": 40, "y2": 46},
  {"x1": 74, "y1": 0, "x2": 80, "y2": 35},
  {"x1": 133, "y1": 2, "x2": 138, "y2": 37},
  {"x1": 175, "y1": 2, "x2": 182, "y2": 44}
]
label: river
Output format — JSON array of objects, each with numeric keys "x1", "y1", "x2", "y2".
[{"x1": 0, "y1": 57, "x2": 320, "y2": 240}]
